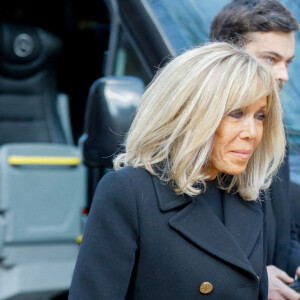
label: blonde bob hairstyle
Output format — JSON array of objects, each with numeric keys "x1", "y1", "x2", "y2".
[{"x1": 114, "y1": 42, "x2": 286, "y2": 200}]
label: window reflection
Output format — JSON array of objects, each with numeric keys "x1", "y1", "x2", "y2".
[{"x1": 113, "y1": 27, "x2": 150, "y2": 84}]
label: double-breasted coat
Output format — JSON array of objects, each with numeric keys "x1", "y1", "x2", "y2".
[{"x1": 69, "y1": 166, "x2": 268, "y2": 299}]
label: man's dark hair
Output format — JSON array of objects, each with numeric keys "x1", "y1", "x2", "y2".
[{"x1": 210, "y1": 0, "x2": 299, "y2": 47}]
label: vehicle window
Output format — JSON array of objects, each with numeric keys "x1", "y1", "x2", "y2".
[
  {"x1": 113, "y1": 27, "x2": 150, "y2": 84},
  {"x1": 143, "y1": 0, "x2": 228, "y2": 52},
  {"x1": 145, "y1": 0, "x2": 300, "y2": 151}
]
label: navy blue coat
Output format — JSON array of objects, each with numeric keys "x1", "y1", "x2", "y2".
[
  {"x1": 69, "y1": 167, "x2": 268, "y2": 299},
  {"x1": 266, "y1": 155, "x2": 300, "y2": 275}
]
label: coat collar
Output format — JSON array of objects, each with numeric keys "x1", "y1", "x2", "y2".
[
  {"x1": 152, "y1": 175, "x2": 191, "y2": 211},
  {"x1": 152, "y1": 175, "x2": 263, "y2": 278}
]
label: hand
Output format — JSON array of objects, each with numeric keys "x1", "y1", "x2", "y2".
[
  {"x1": 267, "y1": 265, "x2": 300, "y2": 300},
  {"x1": 296, "y1": 266, "x2": 300, "y2": 280}
]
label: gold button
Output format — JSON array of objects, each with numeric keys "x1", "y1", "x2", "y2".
[{"x1": 199, "y1": 282, "x2": 213, "y2": 294}]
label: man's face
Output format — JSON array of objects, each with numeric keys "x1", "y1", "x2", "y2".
[{"x1": 244, "y1": 31, "x2": 295, "y2": 91}]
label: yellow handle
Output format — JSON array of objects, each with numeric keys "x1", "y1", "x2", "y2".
[
  {"x1": 76, "y1": 235, "x2": 83, "y2": 244},
  {"x1": 8, "y1": 155, "x2": 81, "y2": 166}
]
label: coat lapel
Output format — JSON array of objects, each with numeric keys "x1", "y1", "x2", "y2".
[
  {"x1": 223, "y1": 191, "x2": 264, "y2": 258},
  {"x1": 152, "y1": 176, "x2": 263, "y2": 277}
]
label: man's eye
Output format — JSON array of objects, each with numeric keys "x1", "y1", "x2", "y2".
[
  {"x1": 229, "y1": 110, "x2": 243, "y2": 118},
  {"x1": 263, "y1": 56, "x2": 275, "y2": 65},
  {"x1": 286, "y1": 60, "x2": 293, "y2": 67}
]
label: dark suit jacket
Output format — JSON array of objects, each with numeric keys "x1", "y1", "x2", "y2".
[
  {"x1": 266, "y1": 154, "x2": 300, "y2": 276},
  {"x1": 69, "y1": 166, "x2": 267, "y2": 299}
]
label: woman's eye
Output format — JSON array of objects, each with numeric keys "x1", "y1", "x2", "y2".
[
  {"x1": 229, "y1": 110, "x2": 244, "y2": 118},
  {"x1": 256, "y1": 112, "x2": 267, "y2": 121}
]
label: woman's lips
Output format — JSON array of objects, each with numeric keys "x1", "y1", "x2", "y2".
[{"x1": 230, "y1": 150, "x2": 252, "y2": 159}]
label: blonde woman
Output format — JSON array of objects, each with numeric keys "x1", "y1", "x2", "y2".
[{"x1": 69, "y1": 43, "x2": 286, "y2": 300}]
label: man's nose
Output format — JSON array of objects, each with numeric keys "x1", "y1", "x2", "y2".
[{"x1": 275, "y1": 63, "x2": 289, "y2": 83}]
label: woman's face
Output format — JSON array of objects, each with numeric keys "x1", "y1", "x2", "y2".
[{"x1": 206, "y1": 96, "x2": 267, "y2": 179}]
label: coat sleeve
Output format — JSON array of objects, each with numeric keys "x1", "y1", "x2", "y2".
[
  {"x1": 287, "y1": 230, "x2": 300, "y2": 276},
  {"x1": 271, "y1": 149, "x2": 300, "y2": 276},
  {"x1": 287, "y1": 180, "x2": 300, "y2": 276},
  {"x1": 281, "y1": 151, "x2": 300, "y2": 276},
  {"x1": 68, "y1": 170, "x2": 139, "y2": 299}
]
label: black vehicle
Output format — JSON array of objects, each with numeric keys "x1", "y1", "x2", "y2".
[{"x1": 0, "y1": 0, "x2": 299, "y2": 299}]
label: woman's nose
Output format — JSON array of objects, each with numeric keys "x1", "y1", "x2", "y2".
[{"x1": 239, "y1": 118, "x2": 258, "y2": 139}]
